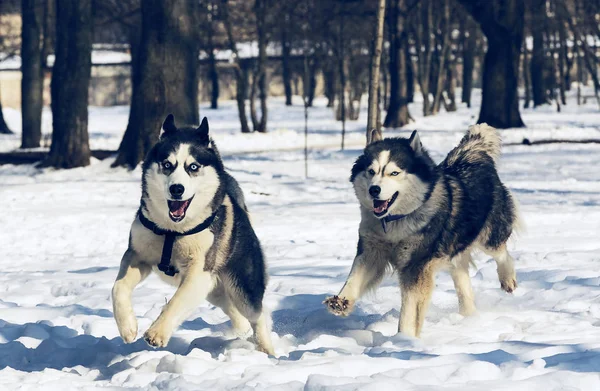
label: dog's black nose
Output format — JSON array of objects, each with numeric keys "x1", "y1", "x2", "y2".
[
  {"x1": 169, "y1": 184, "x2": 185, "y2": 198},
  {"x1": 369, "y1": 185, "x2": 381, "y2": 198}
]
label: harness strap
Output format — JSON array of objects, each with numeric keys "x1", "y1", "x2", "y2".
[
  {"x1": 137, "y1": 209, "x2": 218, "y2": 276},
  {"x1": 381, "y1": 213, "x2": 407, "y2": 233}
]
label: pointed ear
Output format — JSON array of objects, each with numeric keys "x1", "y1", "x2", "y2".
[
  {"x1": 369, "y1": 128, "x2": 382, "y2": 144},
  {"x1": 197, "y1": 117, "x2": 209, "y2": 143},
  {"x1": 408, "y1": 130, "x2": 423, "y2": 155},
  {"x1": 160, "y1": 114, "x2": 177, "y2": 139}
]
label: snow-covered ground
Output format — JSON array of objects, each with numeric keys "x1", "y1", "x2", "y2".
[{"x1": 1, "y1": 91, "x2": 600, "y2": 389}]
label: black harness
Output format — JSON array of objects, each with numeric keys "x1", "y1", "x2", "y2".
[{"x1": 137, "y1": 209, "x2": 218, "y2": 276}]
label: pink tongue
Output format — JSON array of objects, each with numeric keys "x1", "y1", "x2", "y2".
[
  {"x1": 170, "y1": 200, "x2": 188, "y2": 217},
  {"x1": 374, "y1": 200, "x2": 389, "y2": 213}
]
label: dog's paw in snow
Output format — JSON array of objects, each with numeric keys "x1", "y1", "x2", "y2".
[
  {"x1": 116, "y1": 315, "x2": 138, "y2": 343},
  {"x1": 143, "y1": 324, "x2": 171, "y2": 348},
  {"x1": 498, "y1": 267, "x2": 517, "y2": 293},
  {"x1": 323, "y1": 295, "x2": 353, "y2": 316}
]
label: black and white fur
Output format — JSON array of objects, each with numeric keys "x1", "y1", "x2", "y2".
[
  {"x1": 112, "y1": 115, "x2": 274, "y2": 354},
  {"x1": 324, "y1": 124, "x2": 520, "y2": 338}
]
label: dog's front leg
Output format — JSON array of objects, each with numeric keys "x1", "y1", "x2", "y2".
[
  {"x1": 324, "y1": 250, "x2": 388, "y2": 317},
  {"x1": 112, "y1": 249, "x2": 151, "y2": 343},
  {"x1": 399, "y1": 263, "x2": 436, "y2": 338},
  {"x1": 144, "y1": 265, "x2": 214, "y2": 348}
]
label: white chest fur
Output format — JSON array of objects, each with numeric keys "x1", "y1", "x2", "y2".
[{"x1": 130, "y1": 219, "x2": 215, "y2": 285}]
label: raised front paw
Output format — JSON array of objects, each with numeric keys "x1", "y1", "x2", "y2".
[
  {"x1": 323, "y1": 295, "x2": 353, "y2": 317},
  {"x1": 143, "y1": 323, "x2": 172, "y2": 348},
  {"x1": 116, "y1": 315, "x2": 138, "y2": 343}
]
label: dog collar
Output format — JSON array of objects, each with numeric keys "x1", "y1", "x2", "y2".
[
  {"x1": 137, "y1": 209, "x2": 218, "y2": 276},
  {"x1": 381, "y1": 213, "x2": 407, "y2": 233}
]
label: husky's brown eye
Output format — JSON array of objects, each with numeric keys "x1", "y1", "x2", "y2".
[
  {"x1": 162, "y1": 161, "x2": 172, "y2": 170},
  {"x1": 390, "y1": 171, "x2": 400, "y2": 176},
  {"x1": 368, "y1": 169, "x2": 376, "y2": 175},
  {"x1": 189, "y1": 163, "x2": 200, "y2": 172}
]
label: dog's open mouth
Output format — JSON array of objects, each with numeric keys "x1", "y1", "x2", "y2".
[
  {"x1": 167, "y1": 197, "x2": 193, "y2": 222},
  {"x1": 373, "y1": 192, "x2": 399, "y2": 217}
]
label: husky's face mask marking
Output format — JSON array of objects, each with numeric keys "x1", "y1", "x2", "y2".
[
  {"x1": 142, "y1": 116, "x2": 221, "y2": 225},
  {"x1": 351, "y1": 131, "x2": 435, "y2": 218}
]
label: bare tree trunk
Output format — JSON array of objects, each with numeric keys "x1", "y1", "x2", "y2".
[
  {"x1": 222, "y1": 0, "x2": 250, "y2": 133},
  {"x1": 306, "y1": 57, "x2": 318, "y2": 107},
  {"x1": 432, "y1": 0, "x2": 450, "y2": 115},
  {"x1": 324, "y1": 63, "x2": 335, "y2": 108},
  {"x1": 0, "y1": 82, "x2": 13, "y2": 134},
  {"x1": 21, "y1": 0, "x2": 45, "y2": 148},
  {"x1": 112, "y1": 0, "x2": 200, "y2": 168},
  {"x1": 281, "y1": 18, "x2": 293, "y2": 106},
  {"x1": 405, "y1": 42, "x2": 414, "y2": 103},
  {"x1": 254, "y1": 0, "x2": 268, "y2": 132},
  {"x1": 207, "y1": 18, "x2": 219, "y2": 109},
  {"x1": 338, "y1": 14, "x2": 346, "y2": 149},
  {"x1": 414, "y1": 0, "x2": 433, "y2": 116},
  {"x1": 523, "y1": 42, "x2": 532, "y2": 108},
  {"x1": 444, "y1": 53, "x2": 457, "y2": 112},
  {"x1": 383, "y1": 0, "x2": 412, "y2": 128},
  {"x1": 461, "y1": 12, "x2": 476, "y2": 108},
  {"x1": 458, "y1": 0, "x2": 526, "y2": 128},
  {"x1": 367, "y1": 0, "x2": 386, "y2": 144},
  {"x1": 42, "y1": 0, "x2": 92, "y2": 168},
  {"x1": 531, "y1": 0, "x2": 548, "y2": 107}
]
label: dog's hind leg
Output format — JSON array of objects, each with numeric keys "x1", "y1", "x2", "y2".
[
  {"x1": 112, "y1": 249, "x2": 151, "y2": 343},
  {"x1": 207, "y1": 285, "x2": 251, "y2": 335},
  {"x1": 399, "y1": 263, "x2": 437, "y2": 338},
  {"x1": 144, "y1": 267, "x2": 215, "y2": 348},
  {"x1": 450, "y1": 251, "x2": 476, "y2": 316},
  {"x1": 483, "y1": 244, "x2": 517, "y2": 293}
]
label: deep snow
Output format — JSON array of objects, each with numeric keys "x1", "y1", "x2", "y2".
[{"x1": 1, "y1": 91, "x2": 600, "y2": 390}]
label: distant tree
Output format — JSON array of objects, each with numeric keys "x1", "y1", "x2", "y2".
[
  {"x1": 457, "y1": 0, "x2": 526, "y2": 128},
  {"x1": 113, "y1": 0, "x2": 200, "y2": 168},
  {"x1": 42, "y1": 0, "x2": 92, "y2": 168},
  {"x1": 222, "y1": 0, "x2": 251, "y2": 133},
  {"x1": 250, "y1": 0, "x2": 268, "y2": 132},
  {"x1": 383, "y1": 0, "x2": 412, "y2": 128},
  {"x1": 530, "y1": 0, "x2": 548, "y2": 107},
  {"x1": 0, "y1": 82, "x2": 13, "y2": 134},
  {"x1": 460, "y1": 11, "x2": 477, "y2": 108},
  {"x1": 366, "y1": 0, "x2": 386, "y2": 143},
  {"x1": 21, "y1": 0, "x2": 51, "y2": 148}
]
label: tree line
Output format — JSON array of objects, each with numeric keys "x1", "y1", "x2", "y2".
[{"x1": 0, "y1": 0, "x2": 599, "y2": 169}]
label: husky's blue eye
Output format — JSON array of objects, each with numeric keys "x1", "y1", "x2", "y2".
[
  {"x1": 368, "y1": 169, "x2": 376, "y2": 175},
  {"x1": 189, "y1": 163, "x2": 200, "y2": 172},
  {"x1": 162, "y1": 161, "x2": 172, "y2": 169},
  {"x1": 390, "y1": 171, "x2": 400, "y2": 176}
]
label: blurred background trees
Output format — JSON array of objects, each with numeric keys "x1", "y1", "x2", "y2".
[{"x1": 0, "y1": 0, "x2": 599, "y2": 168}]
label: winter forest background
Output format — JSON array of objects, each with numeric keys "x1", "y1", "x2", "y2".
[{"x1": 1, "y1": 0, "x2": 600, "y2": 390}]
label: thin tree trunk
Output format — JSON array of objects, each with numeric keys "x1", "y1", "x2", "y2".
[
  {"x1": 254, "y1": 0, "x2": 268, "y2": 132},
  {"x1": 339, "y1": 14, "x2": 346, "y2": 149},
  {"x1": 0, "y1": 82, "x2": 13, "y2": 134},
  {"x1": 207, "y1": 18, "x2": 219, "y2": 109},
  {"x1": 444, "y1": 53, "x2": 457, "y2": 112},
  {"x1": 42, "y1": 0, "x2": 92, "y2": 168},
  {"x1": 415, "y1": 0, "x2": 433, "y2": 116},
  {"x1": 367, "y1": 0, "x2": 386, "y2": 143},
  {"x1": 405, "y1": 42, "x2": 414, "y2": 103},
  {"x1": 324, "y1": 64, "x2": 335, "y2": 108},
  {"x1": 222, "y1": 0, "x2": 250, "y2": 133},
  {"x1": 523, "y1": 43, "x2": 532, "y2": 109},
  {"x1": 461, "y1": 13, "x2": 476, "y2": 107},
  {"x1": 281, "y1": 19, "x2": 293, "y2": 106},
  {"x1": 458, "y1": 0, "x2": 526, "y2": 128},
  {"x1": 531, "y1": 0, "x2": 548, "y2": 107},
  {"x1": 432, "y1": 0, "x2": 450, "y2": 115},
  {"x1": 383, "y1": 0, "x2": 412, "y2": 128},
  {"x1": 21, "y1": 0, "x2": 45, "y2": 148},
  {"x1": 112, "y1": 0, "x2": 201, "y2": 168},
  {"x1": 307, "y1": 57, "x2": 317, "y2": 107}
]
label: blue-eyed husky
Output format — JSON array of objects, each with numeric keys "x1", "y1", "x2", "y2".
[
  {"x1": 325, "y1": 124, "x2": 520, "y2": 338},
  {"x1": 112, "y1": 115, "x2": 274, "y2": 354}
]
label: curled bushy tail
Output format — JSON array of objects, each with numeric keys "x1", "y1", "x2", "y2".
[
  {"x1": 447, "y1": 123, "x2": 502, "y2": 166},
  {"x1": 464, "y1": 123, "x2": 502, "y2": 163}
]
